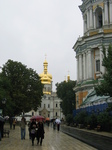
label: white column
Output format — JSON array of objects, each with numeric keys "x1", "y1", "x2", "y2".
[
  {"x1": 79, "y1": 54, "x2": 83, "y2": 81},
  {"x1": 109, "y1": 0, "x2": 112, "y2": 24},
  {"x1": 83, "y1": 53, "x2": 86, "y2": 80},
  {"x1": 104, "y1": 0, "x2": 109, "y2": 25},
  {"x1": 103, "y1": 9, "x2": 104, "y2": 26},
  {"x1": 83, "y1": 17, "x2": 85, "y2": 34},
  {"x1": 86, "y1": 51, "x2": 88, "y2": 79},
  {"x1": 87, "y1": 10, "x2": 89, "y2": 30},
  {"x1": 83, "y1": 15, "x2": 85, "y2": 34},
  {"x1": 105, "y1": 46, "x2": 108, "y2": 57},
  {"x1": 88, "y1": 50, "x2": 92, "y2": 79},
  {"x1": 84, "y1": 20, "x2": 86, "y2": 33},
  {"x1": 99, "y1": 46, "x2": 105, "y2": 74},
  {"x1": 93, "y1": 12, "x2": 96, "y2": 29},
  {"x1": 83, "y1": 15, "x2": 87, "y2": 33},
  {"x1": 104, "y1": 46, "x2": 109, "y2": 73},
  {"x1": 76, "y1": 56, "x2": 79, "y2": 82},
  {"x1": 89, "y1": 6, "x2": 93, "y2": 29}
]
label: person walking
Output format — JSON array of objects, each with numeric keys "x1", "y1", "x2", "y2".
[
  {"x1": 30, "y1": 119, "x2": 37, "y2": 146},
  {"x1": 37, "y1": 119, "x2": 45, "y2": 146},
  {"x1": 53, "y1": 120, "x2": 56, "y2": 130},
  {"x1": 9, "y1": 117, "x2": 13, "y2": 129},
  {"x1": 57, "y1": 122, "x2": 60, "y2": 131},
  {"x1": 0, "y1": 121, "x2": 3, "y2": 141},
  {"x1": 13, "y1": 119, "x2": 16, "y2": 129},
  {"x1": 28, "y1": 121, "x2": 31, "y2": 139},
  {"x1": 20, "y1": 117, "x2": 26, "y2": 140}
]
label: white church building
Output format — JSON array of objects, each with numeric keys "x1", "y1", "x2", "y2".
[
  {"x1": 73, "y1": 0, "x2": 112, "y2": 109},
  {"x1": 37, "y1": 59, "x2": 64, "y2": 120}
]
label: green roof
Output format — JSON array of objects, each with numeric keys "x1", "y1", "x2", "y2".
[{"x1": 80, "y1": 90, "x2": 110, "y2": 106}]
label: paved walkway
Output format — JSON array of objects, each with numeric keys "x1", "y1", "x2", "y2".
[{"x1": 0, "y1": 124, "x2": 97, "y2": 150}]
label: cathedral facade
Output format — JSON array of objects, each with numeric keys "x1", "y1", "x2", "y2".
[{"x1": 73, "y1": 0, "x2": 112, "y2": 109}]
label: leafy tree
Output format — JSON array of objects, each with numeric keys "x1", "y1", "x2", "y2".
[
  {"x1": 56, "y1": 80, "x2": 76, "y2": 116},
  {"x1": 95, "y1": 44, "x2": 112, "y2": 97},
  {"x1": 0, "y1": 59, "x2": 43, "y2": 116}
]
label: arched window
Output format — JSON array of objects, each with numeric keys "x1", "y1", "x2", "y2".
[
  {"x1": 44, "y1": 104, "x2": 46, "y2": 108},
  {"x1": 95, "y1": 7, "x2": 103, "y2": 28},
  {"x1": 83, "y1": 14, "x2": 87, "y2": 33},
  {"x1": 32, "y1": 112, "x2": 34, "y2": 116},
  {"x1": 85, "y1": 14, "x2": 87, "y2": 31}
]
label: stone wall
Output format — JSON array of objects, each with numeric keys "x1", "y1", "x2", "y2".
[{"x1": 61, "y1": 125, "x2": 112, "y2": 150}]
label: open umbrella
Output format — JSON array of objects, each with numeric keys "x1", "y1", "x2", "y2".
[
  {"x1": 55, "y1": 119, "x2": 61, "y2": 124},
  {"x1": 46, "y1": 117, "x2": 50, "y2": 121},
  {"x1": 0, "y1": 116, "x2": 5, "y2": 122},
  {"x1": 30, "y1": 115, "x2": 45, "y2": 121},
  {"x1": 4, "y1": 116, "x2": 9, "y2": 120}
]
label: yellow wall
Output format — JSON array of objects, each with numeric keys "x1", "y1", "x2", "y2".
[{"x1": 76, "y1": 91, "x2": 88, "y2": 109}]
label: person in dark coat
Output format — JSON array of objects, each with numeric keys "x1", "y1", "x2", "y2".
[
  {"x1": 57, "y1": 122, "x2": 60, "y2": 131},
  {"x1": 0, "y1": 121, "x2": 3, "y2": 141},
  {"x1": 28, "y1": 121, "x2": 31, "y2": 139},
  {"x1": 0, "y1": 121, "x2": 4, "y2": 138},
  {"x1": 53, "y1": 120, "x2": 56, "y2": 130},
  {"x1": 37, "y1": 119, "x2": 45, "y2": 146},
  {"x1": 30, "y1": 119, "x2": 37, "y2": 146},
  {"x1": 9, "y1": 117, "x2": 13, "y2": 129}
]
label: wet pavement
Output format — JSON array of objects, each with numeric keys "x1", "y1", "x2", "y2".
[{"x1": 0, "y1": 123, "x2": 97, "y2": 150}]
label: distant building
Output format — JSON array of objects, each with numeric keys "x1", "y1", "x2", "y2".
[
  {"x1": 23, "y1": 59, "x2": 64, "y2": 120},
  {"x1": 38, "y1": 59, "x2": 64, "y2": 120},
  {"x1": 73, "y1": 0, "x2": 112, "y2": 110}
]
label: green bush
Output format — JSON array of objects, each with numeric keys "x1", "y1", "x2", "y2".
[
  {"x1": 66, "y1": 114, "x2": 73, "y2": 125},
  {"x1": 73, "y1": 110, "x2": 112, "y2": 132},
  {"x1": 74, "y1": 111, "x2": 87, "y2": 125},
  {"x1": 97, "y1": 112, "x2": 112, "y2": 131},
  {"x1": 89, "y1": 114, "x2": 97, "y2": 129}
]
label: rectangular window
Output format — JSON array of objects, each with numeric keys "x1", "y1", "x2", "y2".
[
  {"x1": 96, "y1": 60, "x2": 100, "y2": 72},
  {"x1": 32, "y1": 112, "x2": 34, "y2": 116}
]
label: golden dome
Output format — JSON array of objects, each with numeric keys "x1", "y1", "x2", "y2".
[
  {"x1": 39, "y1": 59, "x2": 52, "y2": 85},
  {"x1": 67, "y1": 74, "x2": 70, "y2": 81}
]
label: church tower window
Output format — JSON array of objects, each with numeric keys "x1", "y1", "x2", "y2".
[
  {"x1": 96, "y1": 60, "x2": 100, "y2": 72},
  {"x1": 96, "y1": 7, "x2": 103, "y2": 28}
]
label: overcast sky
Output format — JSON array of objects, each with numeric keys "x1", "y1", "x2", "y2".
[{"x1": 0, "y1": 0, "x2": 83, "y2": 91}]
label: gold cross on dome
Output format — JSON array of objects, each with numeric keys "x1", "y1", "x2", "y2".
[{"x1": 45, "y1": 54, "x2": 47, "y2": 60}]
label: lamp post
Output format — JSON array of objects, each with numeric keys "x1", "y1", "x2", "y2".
[{"x1": 2, "y1": 98, "x2": 7, "y2": 117}]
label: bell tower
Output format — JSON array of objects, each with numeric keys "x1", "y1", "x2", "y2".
[
  {"x1": 73, "y1": 0, "x2": 112, "y2": 109},
  {"x1": 39, "y1": 58, "x2": 52, "y2": 95}
]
